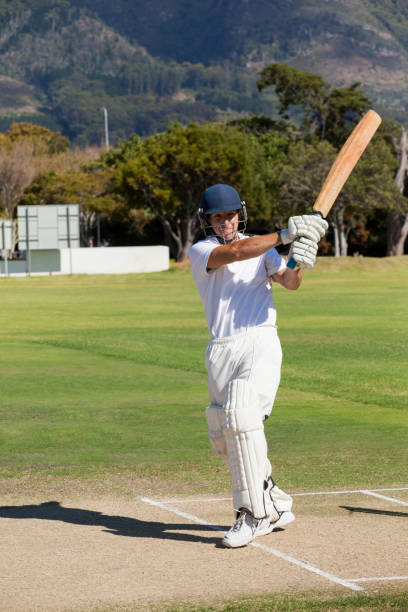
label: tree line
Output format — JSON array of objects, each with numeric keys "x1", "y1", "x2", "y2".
[{"x1": 1, "y1": 65, "x2": 408, "y2": 260}]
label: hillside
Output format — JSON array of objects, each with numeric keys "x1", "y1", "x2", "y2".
[
  {"x1": 76, "y1": 0, "x2": 408, "y2": 118},
  {"x1": 0, "y1": 0, "x2": 408, "y2": 143}
]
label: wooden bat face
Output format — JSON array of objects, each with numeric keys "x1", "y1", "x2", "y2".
[{"x1": 313, "y1": 110, "x2": 382, "y2": 218}]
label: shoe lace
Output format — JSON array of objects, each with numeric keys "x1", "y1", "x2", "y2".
[{"x1": 232, "y1": 510, "x2": 260, "y2": 533}]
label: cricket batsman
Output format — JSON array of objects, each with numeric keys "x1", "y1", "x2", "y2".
[{"x1": 189, "y1": 184, "x2": 328, "y2": 548}]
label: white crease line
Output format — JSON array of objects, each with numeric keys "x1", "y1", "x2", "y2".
[
  {"x1": 246, "y1": 540, "x2": 364, "y2": 592},
  {"x1": 361, "y1": 490, "x2": 408, "y2": 507},
  {"x1": 141, "y1": 497, "x2": 225, "y2": 532},
  {"x1": 156, "y1": 497, "x2": 232, "y2": 504},
  {"x1": 155, "y1": 487, "x2": 408, "y2": 505},
  {"x1": 293, "y1": 487, "x2": 408, "y2": 498},
  {"x1": 158, "y1": 497, "x2": 232, "y2": 504},
  {"x1": 348, "y1": 576, "x2": 408, "y2": 583},
  {"x1": 363, "y1": 487, "x2": 408, "y2": 492},
  {"x1": 293, "y1": 489, "x2": 364, "y2": 497},
  {"x1": 141, "y1": 496, "x2": 364, "y2": 593}
]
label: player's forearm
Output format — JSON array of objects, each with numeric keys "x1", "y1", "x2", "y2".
[
  {"x1": 271, "y1": 266, "x2": 302, "y2": 290},
  {"x1": 208, "y1": 232, "x2": 282, "y2": 269},
  {"x1": 280, "y1": 267, "x2": 302, "y2": 290},
  {"x1": 230, "y1": 232, "x2": 283, "y2": 260}
]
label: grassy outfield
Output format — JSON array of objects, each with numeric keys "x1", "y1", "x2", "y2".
[
  {"x1": 0, "y1": 257, "x2": 407, "y2": 494},
  {"x1": 163, "y1": 592, "x2": 408, "y2": 611},
  {"x1": 99, "y1": 591, "x2": 408, "y2": 611}
]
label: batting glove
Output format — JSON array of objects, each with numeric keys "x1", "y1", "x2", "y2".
[
  {"x1": 280, "y1": 215, "x2": 328, "y2": 244},
  {"x1": 287, "y1": 237, "x2": 318, "y2": 270}
]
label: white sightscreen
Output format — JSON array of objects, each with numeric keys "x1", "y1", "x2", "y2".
[
  {"x1": 0, "y1": 220, "x2": 13, "y2": 250},
  {"x1": 17, "y1": 205, "x2": 80, "y2": 249}
]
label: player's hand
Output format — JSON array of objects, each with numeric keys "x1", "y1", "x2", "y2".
[
  {"x1": 280, "y1": 215, "x2": 328, "y2": 244},
  {"x1": 287, "y1": 237, "x2": 318, "y2": 270}
]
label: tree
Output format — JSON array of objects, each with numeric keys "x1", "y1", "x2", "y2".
[
  {"x1": 227, "y1": 115, "x2": 290, "y2": 137},
  {"x1": 0, "y1": 122, "x2": 75, "y2": 219},
  {"x1": 270, "y1": 139, "x2": 335, "y2": 233},
  {"x1": 257, "y1": 64, "x2": 407, "y2": 255},
  {"x1": 96, "y1": 134, "x2": 144, "y2": 168},
  {"x1": 0, "y1": 140, "x2": 36, "y2": 219},
  {"x1": 115, "y1": 122, "x2": 276, "y2": 261},
  {"x1": 382, "y1": 120, "x2": 408, "y2": 256},
  {"x1": 21, "y1": 168, "x2": 125, "y2": 246},
  {"x1": 271, "y1": 137, "x2": 401, "y2": 256},
  {"x1": 328, "y1": 136, "x2": 401, "y2": 256},
  {"x1": 5, "y1": 122, "x2": 69, "y2": 154},
  {"x1": 0, "y1": 122, "x2": 101, "y2": 249},
  {"x1": 257, "y1": 64, "x2": 371, "y2": 145}
]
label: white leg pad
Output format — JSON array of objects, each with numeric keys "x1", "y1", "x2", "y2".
[
  {"x1": 222, "y1": 379, "x2": 273, "y2": 519},
  {"x1": 205, "y1": 403, "x2": 228, "y2": 465}
]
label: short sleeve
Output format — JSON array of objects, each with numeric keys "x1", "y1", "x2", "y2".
[
  {"x1": 264, "y1": 247, "x2": 286, "y2": 276},
  {"x1": 189, "y1": 239, "x2": 219, "y2": 281}
]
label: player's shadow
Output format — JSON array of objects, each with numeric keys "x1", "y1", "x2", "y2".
[
  {"x1": 0, "y1": 501, "x2": 227, "y2": 545},
  {"x1": 340, "y1": 505, "x2": 408, "y2": 518}
]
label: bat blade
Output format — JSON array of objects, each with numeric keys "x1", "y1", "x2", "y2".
[{"x1": 313, "y1": 109, "x2": 382, "y2": 218}]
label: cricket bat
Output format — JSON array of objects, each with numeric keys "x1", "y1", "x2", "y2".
[{"x1": 287, "y1": 109, "x2": 382, "y2": 269}]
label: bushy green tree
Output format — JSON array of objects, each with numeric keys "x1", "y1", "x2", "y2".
[
  {"x1": 96, "y1": 134, "x2": 144, "y2": 168},
  {"x1": 257, "y1": 63, "x2": 371, "y2": 145},
  {"x1": 272, "y1": 135, "x2": 401, "y2": 255},
  {"x1": 5, "y1": 122, "x2": 69, "y2": 154},
  {"x1": 257, "y1": 64, "x2": 407, "y2": 255},
  {"x1": 115, "y1": 121, "x2": 278, "y2": 260}
]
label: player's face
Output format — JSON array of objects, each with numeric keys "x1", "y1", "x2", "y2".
[{"x1": 208, "y1": 210, "x2": 240, "y2": 242}]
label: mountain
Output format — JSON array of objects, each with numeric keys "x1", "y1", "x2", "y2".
[{"x1": 0, "y1": 0, "x2": 408, "y2": 144}]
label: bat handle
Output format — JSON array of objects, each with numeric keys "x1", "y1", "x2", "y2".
[{"x1": 286, "y1": 212, "x2": 323, "y2": 270}]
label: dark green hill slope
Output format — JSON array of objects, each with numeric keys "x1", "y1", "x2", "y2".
[
  {"x1": 68, "y1": 0, "x2": 408, "y2": 67},
  {"x1": 0, "y1": 0, "x2": 407, "y2": 143}
]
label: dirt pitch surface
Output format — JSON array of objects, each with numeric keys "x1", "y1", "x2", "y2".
[{"x1": 0, "y1": 484, "x2": 407, "y2": 611}]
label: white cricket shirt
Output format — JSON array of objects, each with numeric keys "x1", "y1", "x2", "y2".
[{"x1": 189, "y1": 234, "x2": 286, "y2": 339}]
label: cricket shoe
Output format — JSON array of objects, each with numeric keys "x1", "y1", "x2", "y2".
[
  {"x1": 272, "y1": 509, "x2": 295, "y2": 529},
  {"x1": 222, "y1": 509, "x2": 295, "y2": 548}
]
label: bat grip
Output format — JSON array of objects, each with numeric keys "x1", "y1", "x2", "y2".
[
  {"x1": 286, "y1": 255, "x2": 297, "y2": 270},
  {"x1": 286, "y1": 212, "x2": 323, "y2": 270}
]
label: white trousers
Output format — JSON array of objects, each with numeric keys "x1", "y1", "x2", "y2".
[
  {"x1": 206, "y1": 325, "x2": 282, "y2": 419},
  {"x1": 205, "y1": 325, "x2": 288, "y2": 517}
]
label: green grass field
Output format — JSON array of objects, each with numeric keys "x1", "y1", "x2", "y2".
[
  {"x1": 164, "y1": 592, "x2": 408, "y2": 612},
  {"x1": 1, "y1": 257, "x2": 407, "y2": 611},
  {"x1": 0, "y1": 257, "x2": 407, "y2": 494}
]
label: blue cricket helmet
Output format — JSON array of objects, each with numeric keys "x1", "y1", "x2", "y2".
[
  {"x1": 197, "y1": 184, "x2": 247, "y2": 241},
  {"x1": 200, "y1": 184, "x2": 243, "y2": 215}
]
